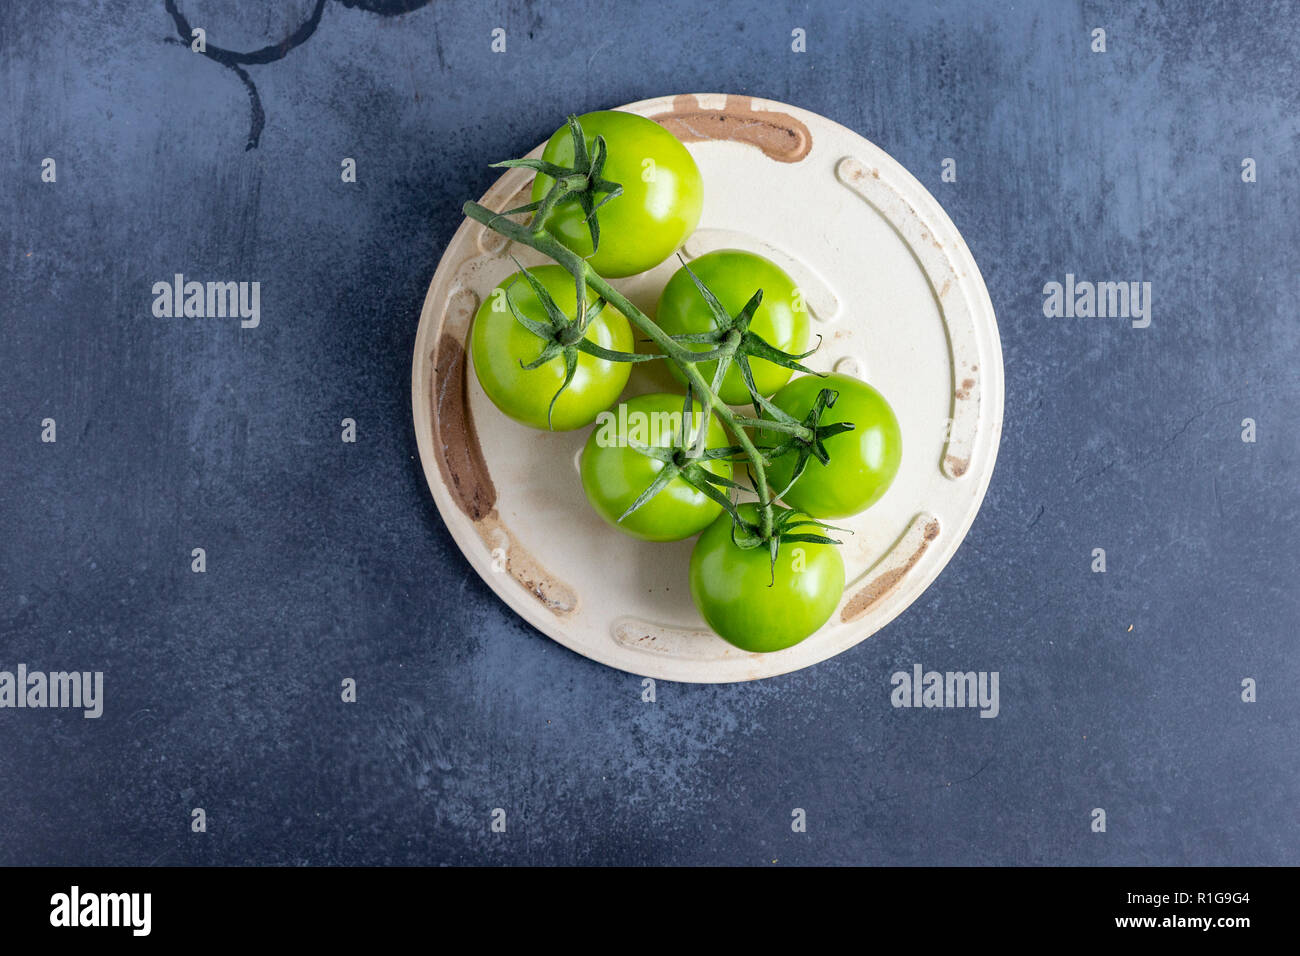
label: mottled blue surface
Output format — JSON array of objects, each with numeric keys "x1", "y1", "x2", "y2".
[{"x1": 1, "y1": 0, "x2": 1297, "y2": 866}]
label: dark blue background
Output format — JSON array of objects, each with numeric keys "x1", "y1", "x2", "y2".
[{"x1": 1, "y1": 0, "x2": 1296, "y2": 865}]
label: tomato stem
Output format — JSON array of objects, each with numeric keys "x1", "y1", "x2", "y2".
[{"x1": 730, "y1": 416, "x2": 814, "y2": 440}]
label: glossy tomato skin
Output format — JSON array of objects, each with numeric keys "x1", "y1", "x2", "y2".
[
  {"x1": 471, "y1": 265, "x2": 632, "y2": 431},
  {"x1": 580, "y1": 393, "x2": 732, "y2": 541},
  {"x1": 689, "y1": 504, "x2": 845, "y2": 652},
  {"x1": 531, "y1": 111, "x2": 703, "y2": 278},
  {"x1": 655, "y1": 250, "x2": 809, "y2": 405},
  {"x1": 765, "y1": 373, "x2": 902, "y2": 519}
]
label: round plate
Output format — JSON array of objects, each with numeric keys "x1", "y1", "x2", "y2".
[{"x1": 412, "y1": 94, "x2": 1003, "y2": 683}]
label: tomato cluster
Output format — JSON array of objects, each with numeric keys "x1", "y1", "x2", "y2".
[{"x1": 463, "y1": 111, "x2": 902, "y2": 655}]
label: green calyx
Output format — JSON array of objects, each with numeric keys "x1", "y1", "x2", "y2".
[
  {"x1": 757, "y1": 387, "x2": 857, "y2": 499},
  {"x1": 618, "y1": 388, "x2": 742, "y2": 523},
  {"x1": 730, "y1": 505, "x2": 849, "y2": 585},
  {"x1": 492, "y1": 115, "x2": 623, "y2": 254},
  {"x1": 502, "y1": 260, "x2": 655, "y2": 429}
]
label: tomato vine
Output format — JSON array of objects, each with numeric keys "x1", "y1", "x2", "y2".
[{"x1": 461, "y1": 115, "x2": 851, "y2": 559}]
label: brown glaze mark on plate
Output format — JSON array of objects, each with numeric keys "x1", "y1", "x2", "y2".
[
  {"x1": 651, "y1": 94, "x2": 812, "y2": 164},
  {"x1": 611, "y1": 618, "x2": 742, "y2": 661},
  {"x1": 841, "y1": 515, "x2": 941, "y2": 622},
  {"x1": 432, "y1": 332, "x2": 496, "y2": 521},
  {"x1": 944, "y1": 455, "x2": 970, "y2": 478},
  {"x1": 479, "y1": 514, "x2": 579, "y2": 615}
]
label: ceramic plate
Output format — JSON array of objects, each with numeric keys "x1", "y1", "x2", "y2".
[{"x1": 411, "y1": 93, "x2": 1003, "y2": 682}]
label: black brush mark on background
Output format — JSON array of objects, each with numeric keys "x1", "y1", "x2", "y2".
[{"x1": 164, "y1": 0, "x2": 433, "y2": 150}]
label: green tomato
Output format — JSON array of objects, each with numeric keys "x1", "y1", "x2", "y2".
[
  {"x1": 655, "y1": 249, "x2": 809, "y2": 405},
  {"x1": 689, "y1": 504, "x2": 846, "y2": 652},
  {"x1": 471, "y1": 265, "x2": 632, "y2": 431},
  {"x1": 766, "y1": 373, "x2": 902, "y2": 519},
  {"x1": 531, "y1": 111, "x2": 703, "y2": 278},
  {"x1": 580, "y1": 393, "x2": 732, "y2": 541}
]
